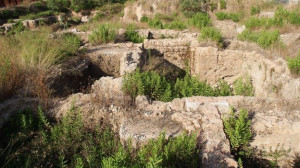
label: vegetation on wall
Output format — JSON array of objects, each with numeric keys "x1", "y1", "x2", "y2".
[
  {"x1": 0, "y1": 106, "x2": 200, "y2": 168},
  {"x1": 122, "y1": 69, "x2": 254, "y2": 102}
]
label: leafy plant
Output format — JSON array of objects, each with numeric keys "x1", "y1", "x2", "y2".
[
  {"x1": 140, "y1": 16, "x2": 149, "y2": 22},
  {"x1": 288, "y1": 53, "x2": 300, "y2": 75},
  {"x1": 189, "y1": 12, "x2": 212, "y2": 29},
  {"x1": 250, "y1": 7, "x2": 261, "y2": 15},
  {"x1": 238, "y1": 29, "x2": 281, "y2": 49},
  {"x1": 220, "y1": 0, "x2": 226, "y2": 9},
  {"x1": 165, "y1": 20, "x2": 187, "y2": 30},
  {"x1": 125, "y1": 24, "x2": 144, "y2": 43},
  {"x1": 148, "y1": 18, "x2": 164, "y2": 29},
  {"x1": 233, "y1": 76, "x2": 254, "y2": 96},
  {"x1": 47, "y1": 0, "x2": 70, "y2": 12},
  {"x1": 215, "y1": 12, "x2": 240, "y2": 22},
  {"x1": 223, "y1": 107, "x2": 252, "y2": 166},
  {"x1": 88, "y1": 24, "x2": 116, "y2": 45},
  {"x1": 199, "y1": 27, "x2": 224, "y2": 47},
  {"x1": 0, "y1": 106, "x2": 200, "y2": 168}
]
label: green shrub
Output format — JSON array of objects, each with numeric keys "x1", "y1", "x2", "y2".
[
  {"x1": 125, "y1": 24, "x2": 144, "y2": 43},
  {"x1": 215, "y1": 12, "x2": 240, "y2": 22},
  {"x1": 199, "y1": 27, "x2": 223, "y2": 47},
  {"x1": 173, "y1": 73, "x2": 215, "y2": 98},
  {"x1": 140, "y1": 16, "x2": 149, "y2": 22},
  {"x1": 245, "y1": 7, "x2": 300, "y2": 29},
  {"x1": 70, "y1": 0, "x2": 88, "y2": 12},
  {"x1": 164, "y1": 20, "x2": 187, "y2": 30},
  {"x1": 88, "y1": 24, "x2": 116, "y2": 45},
  {"x1": 0, "y1": 106, "x2": 200, "y2": 168},
  {"x1": 238, "y1": 29, "x2": 281, "y2": 49},
  {"x1": 250, "y1": 7, "x2": 261, "y2": 15},
  {"x1": 7, "y1": 19, "x2": 14, "y2": 23},
  {"x1": 288, "y1": 53, "x2": 300, "y2": 75},
  {"x1": 122, "y1": 69, "x2": 231, "y2": 102},
  {"x1": 47, "y1": 0, "x2": 70, "y2": 12},
  {"x1": 189, "y1": 12, "x2": 212, "y2": 29},
  {"x1": 233, "y1": 76, "x2": 254, "y2": 96},
  {"x1": 223, "y1": 107, "x2": 252, "y2": 166},
  {"x1": 220, "y1": 0, "x2": 226, "y2": 9},
  {"x1": 214, "y1": 80, "x2": 233, "y2": 96},
  {"x1": 148, "y1": 18, "x2": 164, "y2": 29},
  {"x1": 180, "y1": 0, "x2": 210, "y2": 17}
]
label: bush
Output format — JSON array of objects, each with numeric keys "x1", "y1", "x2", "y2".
[
  {"x1": 238, "y1": 29, "x2": 281, "y2": 49},
  {"x1": 250, "y1": 7, "x2": 261, "y2": 15},
  {"x1": 125, "y1": 24, "x2": 144, "y2": 43},
  {"x1": 189, "y1": 12, "x2": 212, "y2": 29},
  {"x1": 233, "y1": 76, "x2": 254, "y2": 96},
  {"x1": 288, "y1": 53, "x2": 300, "y2": 75},
  {"x1": 122, "y1": 69, "x2": 233, "y2": 102},
  {"x1": 220, "y1": 0, "x2": 226, "y2": 9},
  {"x1": 0, "y1": 107, "x2": 200, "y2": 168},
  {"x1": 180, "y1": 0, "x2": 210, "y2": 17},
  {"x1": 140, "y1": 16, "x2": 149, "y2": 22},
  {"x1": 223, "y1": 107, "x2": 252, "y2": 166},
  {"x1": 245, "y1": 7, "x2": 300, "y2": 29},
  {"x1": 199, "y1": 27, "x2": 223, "y2": 47},
  {"x1": 88, "y1": 24, "x2": 116, "y2": 45},
  {"x1": 148, "y1": 18, "x2": 164, "y2": 29},
  {"x1": 164, "y1": 20, "x2": 187, "y2": 30},
  {"x1": 0, "y1": 29, "x2": 80, "y2": 102},
  {"x1": 47, "y1": 0, "x2": 70, "y2": 12},
  {"x1": 215, "y1": 12, "x2": 240, "y2": 22},
  {"x1": 6, "y1": 21, "x2": 25, "y2": 36}
]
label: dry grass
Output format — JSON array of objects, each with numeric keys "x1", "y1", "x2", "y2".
[{"x1": 0, "y1": 28, "x2": 80, "y2": 102}]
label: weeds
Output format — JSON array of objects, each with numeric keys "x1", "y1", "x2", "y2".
[
  {"x1": 220, "y1": 0, "x2": 226, "y2": 9},
  {"x1": 0, "y1": 106, "x2": 200, "y2": 167},
  {"x1": 0, "y1": 29, "x2": 81, "y2": 102},
  {"x1": 189, "y1": 12, "x2": 212, "y2": 29},
  {"x1": 122, "y1": 69, "x2": 237, "y2": 102},
  {"x1": 233, "y1": 76, "x2": 254, "y2": 96},
  {"x1": 125, "y1": 24, "x2": 144, "y2": 43},
  {"x1": 250, "y1": 7, "x2": 261, "y2": 15},
  {"x1": 215, "y1": 12, "x2": 240, "y2": 22},
  {"x1": 165, "y1": 20, "x2": 187, "y2": 30},
  {"x1": 223, "y1": 107, "x2": 252, "y2": 167},
  {"x1": 288, "y1": 52, "x2": 300, "y2": 75},
  {"x1": 88, "y1": 24, "x2": 117, "y2": 45},
  {"x1": 180, "y1": 0, "x2": 210, "y2": 17},
  {"x1": 148, "y1": 18, "x2": 164, "y2": 29},
  {"x1": 199, "y1": 27, "x2": 224, "y2": 47},
  {"x1": 238, "y1": 29, "x2": 281, "y2": 49}
]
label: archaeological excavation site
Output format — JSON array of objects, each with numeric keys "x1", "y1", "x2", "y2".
[{"x1": 0, "y1": 0, "x2": 300, "y2": 167}]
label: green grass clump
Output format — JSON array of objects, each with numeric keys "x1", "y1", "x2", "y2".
[
  {"x1": 122, "y1": 69, "x2": 236, "y2": 102},
  {"x1": 250, "y1": 7, "x2": 261, "y2": 15},
  {"x1": 164, "y1": 20, "x2": 187, "y2": 30},
  {"x1": 215, "y1": 12, "x2": 240, "y2": 22},
  {"x1": 199, "y1": 27, "x2": 223, "y2": 47},
  {"x1": 125, "y1": 24, "x2": 144, "y2": 43},
  {"x1": 148, "y1": 18, "x2": 164, "y2": 29},
  {"x1": 220, "y1": 0, "x2": 226, "y2": 9},
  {"x1": 88, "y1": 24, "x2": 117, "y2": 45},
  {"x1": 288, "y1": 53, "x2": 300, "y2": 75},
  {"x1": 238, "y1": 29, "x2": 281, "y2": 49},
  {"x1": 233, "y1": 76, "x2": 254, "y2": 96},
  {"x1": 0, "y1": 106, "x2": 200, "y2": 168},
  {"x1": 140, "y1": 16, "x2": 149, "y2": 22},
  {"x1": 245, "y1": 7, "x2": 300, "y2": 29},
  {"x1": 6, "y1": 21, "x2": 25, "y2": 36},
  {"x1": 189, "y1": 12, "x2": 212, "y2": 29}
]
